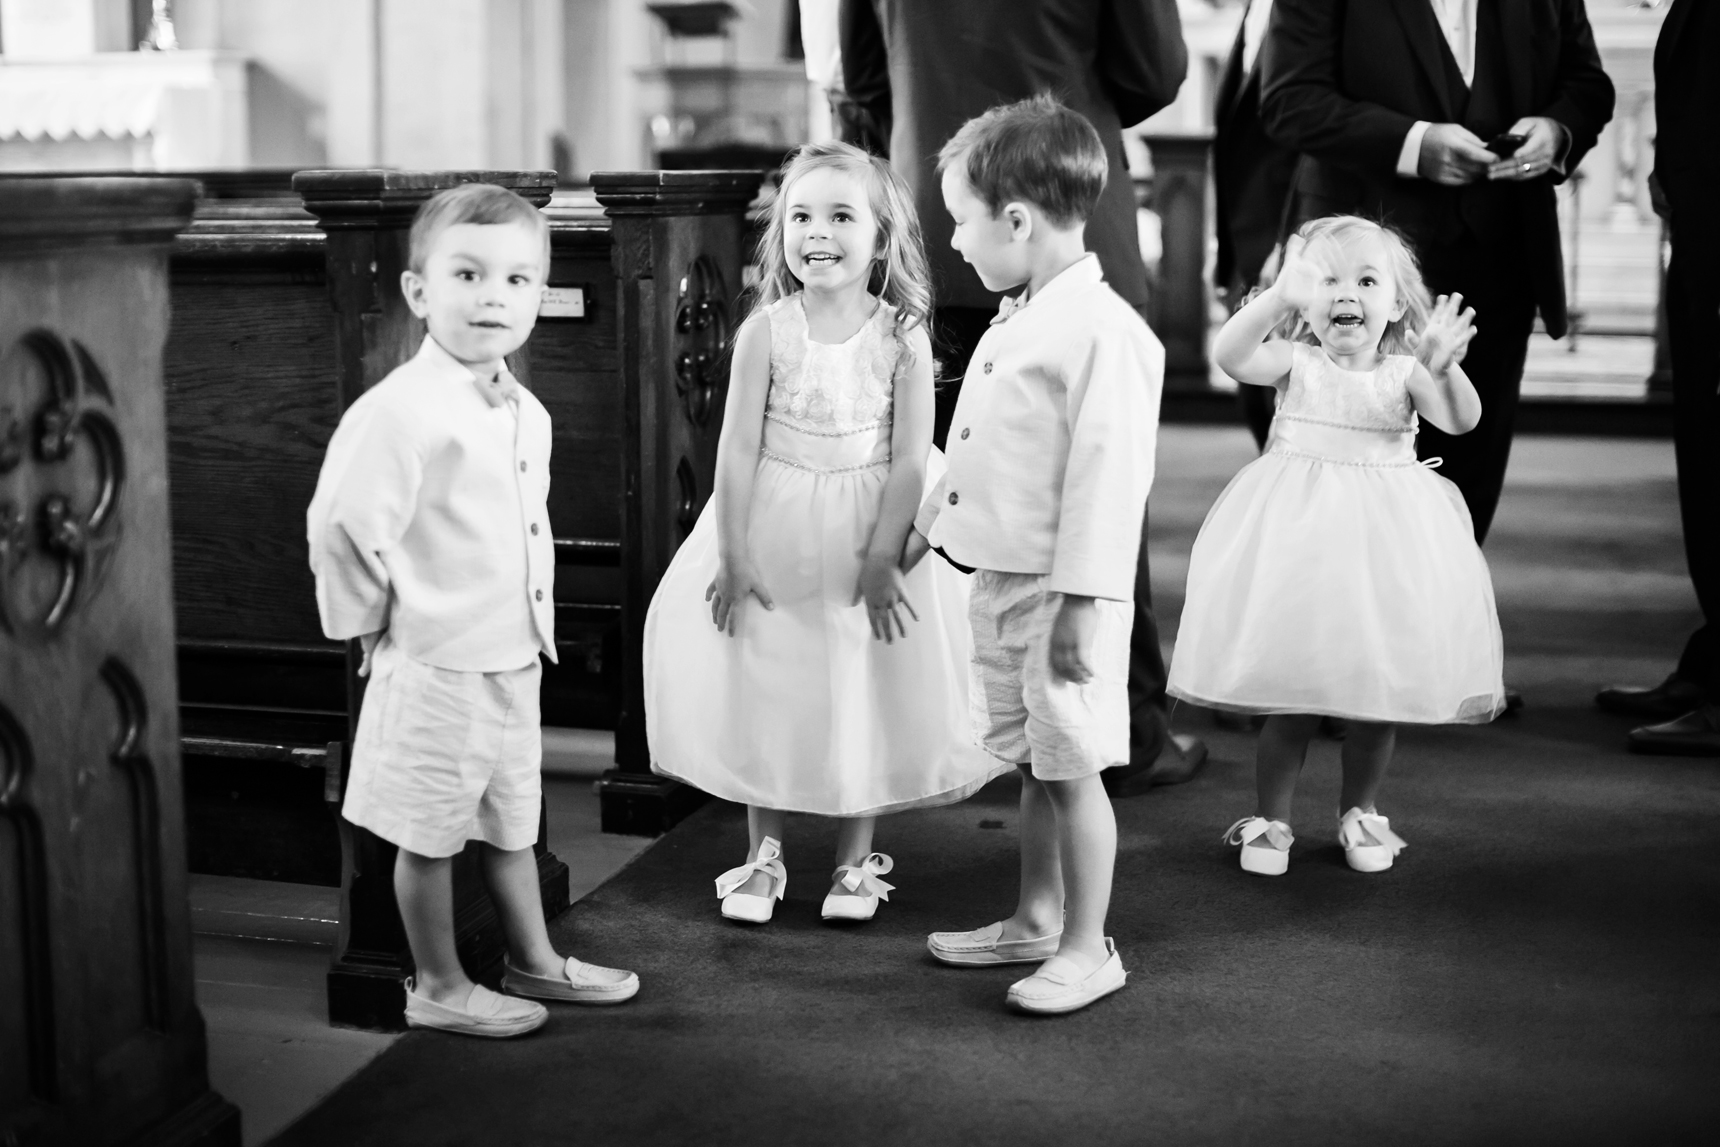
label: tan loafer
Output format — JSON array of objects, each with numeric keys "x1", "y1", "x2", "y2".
[
  {"x1": 926, "y1": 921, "x2": 1062, "y2": 966},
  {"x1": 1005, "y1": 939, "x2": 1127, "y2": 1015},
  {"x1": 502, "y1": 956, "x2": 640, "y2": 1005},
  {"x1": 403, "y1": 979, "x2": 547, "y2": 1038}
]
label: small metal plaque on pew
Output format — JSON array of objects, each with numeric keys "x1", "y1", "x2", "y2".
[{"x1": 540, "y1": 286, "x2": 587, "y2": 319}]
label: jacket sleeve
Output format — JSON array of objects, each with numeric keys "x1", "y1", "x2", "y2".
[
  {"x1": 1047, "y1": 323, "x2": 1162, "y2": 602},
  {"x1": 1096, "y1": 0, "x2": 1189, "y2": 127},
  {"x1": 839, "y1": 0, "x2": 892, "y2": 142},
  {"x1": 1538, "y1": 0, "x2": 1615, "y2": 179},
  {"x1": 305, "y1": 398, "x2": 424, "y2": 642},
  {"x1": 1258, "y1": 0, "x2": 1419, "y2": 179}
]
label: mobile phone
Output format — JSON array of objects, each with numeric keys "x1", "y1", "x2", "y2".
[{"x1": 1487, "y1": 132, "x2": 1527, "y2": 157}]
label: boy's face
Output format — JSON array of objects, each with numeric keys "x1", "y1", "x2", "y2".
[
  {"x1": 402, "y1": 221, "x2": 546, "y2": 372},
  {"x1": 941, "y1": 163, "x2": 1030, "y2": 293}
]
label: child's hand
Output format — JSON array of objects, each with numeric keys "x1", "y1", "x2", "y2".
[
  {"x1": 357, "y1": 630, "x2": 384, "y2": 678},
  {"x1": 706, "y1": 559, "x2": 775, "y2": 636},
  {"x1": 1408, "y1": 292, "x2": 1478, "y2": 377},
  {"x1": 856, "y1": 557, "x2": 919, "y2": 643},
  {"x1": 1269, "y1": 235, "x2": 1325, "y2": 316},
  {"x1": 900, "y1": 528, "x2": 931, "y2": 573},
  {"x1": 1048, "y1": 595, "x2": 1098, "y2": 684}
]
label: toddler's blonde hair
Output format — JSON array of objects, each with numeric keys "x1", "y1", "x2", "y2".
[
  {"x1": 1277, "y1": 215, "x2": 1431, "y2": 357},
  {"x1": 752, "y1": 142, "x2": 932, "y2": 367}
]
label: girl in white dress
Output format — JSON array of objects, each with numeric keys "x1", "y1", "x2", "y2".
[
  {"x1": 644, "y1": 143, "x2": 1005, "y2": 925},
  {"x1": 1168, "y1": 215, "x2": 1505, "y2": 877}
]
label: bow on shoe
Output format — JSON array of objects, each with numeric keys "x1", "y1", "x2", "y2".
[
  {"x1": 1338, "y1": 811, "x2": 1406, "y2": 856},
  {"x1": 1222, "y1": 816, "x2": 1294, "y2": 850},
  {"x1": 833, "y1": 852, "x2": 895, "y2": 901},
  {"x1": 715, "y1": 837, "x2": 787, "y2": 901}
]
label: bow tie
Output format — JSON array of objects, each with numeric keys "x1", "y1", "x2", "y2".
[
  {"x1": 474, "y1": 372, "x2": 521, "y2": 409},
  {"x1": 990, "y1": 292, "x2": 1029, "y2": 325}
]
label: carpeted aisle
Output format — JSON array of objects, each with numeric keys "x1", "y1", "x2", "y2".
[{"x1": 272, "y1": 433, "x2": 1720, "y2": 1146}]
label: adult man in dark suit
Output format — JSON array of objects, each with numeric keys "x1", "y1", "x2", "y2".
[
  {"x1": 1213, "y1": 0, "x2": 1300, "y2": 448},
  {"x1": 1259, "y1": 0, "x2": 1614, "y2": 544},
  {"x1": 840, "y1": 0, "x2": 1203, "y2": 790},
  {"x1": 1598, "y1": 0, "x2": 1720, "y2": 756}
]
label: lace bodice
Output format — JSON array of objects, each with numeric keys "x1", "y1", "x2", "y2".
[
  {"x1": 1277, "y1": 342, "x2": 1417, "y2": 432},
  {"x1": 765, "y1": 295, "x2": 899, "y2": 435}
]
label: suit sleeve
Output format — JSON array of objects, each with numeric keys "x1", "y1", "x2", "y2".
[
  {"x1": 1258, "y1": 0, "x2": 1419, "y2": 179},
  {"x1": 1095, "y1": 0, "x2": 1189, "y2": 127},
  {"x1": 305, "y1": 399, "x2": 424, "y2": 642},
  {"x1": 839, "y1": 0, "x2": 892, "y2": 141},
  {"x1": 1047, "y1": 324, "x2": 1162, "y2": 602},
  {"x1": 1538, "y1": 0, "x2": 1615, "y2": 178}
]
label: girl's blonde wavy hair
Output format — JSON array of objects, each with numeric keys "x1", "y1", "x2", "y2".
[
  {"x1": 751, "y1": 141, "x2": 933, "y2": 371},
  {"x1": 1274, "y1": 215, "x2": 1432, "y2": 357}
]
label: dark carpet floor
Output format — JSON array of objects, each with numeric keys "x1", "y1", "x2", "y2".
[{"x1": 271, "y1": 434, "x2": 1720, "y2": 1146}]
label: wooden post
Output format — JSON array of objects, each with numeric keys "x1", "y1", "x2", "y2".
[
  {"x1": 590, "y1": 170, "x2": 763, "y2": 836},
  {"x1": 292, "y1": 169, "x2": 572, "y2": 1031},
  {"x1": 1143, "y1": 135, "x2": 1214, "y2": 392},
  {"x1": 0, "y1": 178, "x2": 240, "y2": 1145}
]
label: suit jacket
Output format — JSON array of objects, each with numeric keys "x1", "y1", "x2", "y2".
[
  {"x1": 1654, "y1": 0, "x2": 1720, "y2": 185},
  {"x1": 1259, "y1": 0, "x2": 1613, "y2": 338},
  {"x1": 840, "y1": 0, "x2": 1186, "y2": 310},
  {"x1": 1213, "y1": 1, "x2": 1300, "y2": 296}
]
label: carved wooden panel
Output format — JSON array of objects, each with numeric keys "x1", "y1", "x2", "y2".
[{"x1": 0, "y1": 176, "x2": 237, "y2": 1146}]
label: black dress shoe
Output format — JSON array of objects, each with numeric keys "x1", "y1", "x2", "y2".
[
  {"x1": 1628, "y1": 704, "x2": 1720, "y2": 757},
  {"x1": 1103, "y1": 734, "x2": 1209, "y2": 798},
  {"x1": 1503, "y1": 688, "x2": 1524, "y2": 714},
  {"x1": 1597, "y1": 673, "x2": 1707, "y2": 721}
]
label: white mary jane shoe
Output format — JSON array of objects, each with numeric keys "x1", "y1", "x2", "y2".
[
  {"x1": 715, "y1": 837, "x2": 786, "y2": 923},
  {"x1": 1222, "y1": 815, "x2": 1294, "y2": 876},
  {"x1": 820, "y1": 853, "x2": 895, "y2": 922},
  {"x1": 1338, "y1": 807, "x2": 1406, "y2": 873}
]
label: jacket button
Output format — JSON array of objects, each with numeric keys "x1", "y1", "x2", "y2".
[
  {"x1": 948, "y1": 492, "x2": 959, "y2": 505},
  {"x1": 530, "y1": 523, "x2": 539, "y2": 535},
  {"x1": 983, "y1": 362, "x2": 992, "y2": 374},
  {"x1": 960, "y1": 427, "x2": 970, "y2": 440},
  {"x1": 519, "y1": 461, "x2": 527, "y2": 472},
  {"x1": 535, "y1": 589, "x2": 543, "y2": 602}
]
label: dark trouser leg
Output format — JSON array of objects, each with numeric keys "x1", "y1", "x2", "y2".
[
  {"x1": 1413, "y1": 240, "x2": 1537, "y2": 544},
  {"x1": 1238, "y1": 383, "x2": 1276, "y2": 451},
  {"x1": 1665, "y1": 183, "x2": 1720, "y2": 701},
  {"x1": 1128, "y1": 498, "x2": 1169, "y2": 767}
]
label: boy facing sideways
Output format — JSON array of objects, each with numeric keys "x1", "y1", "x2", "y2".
[
  {"x1": 307, "y1": 183, "x2": 638, "y2": 1037},
  {"x1": 907, "y1": 96, "x2": 1163, "y2": 1014}
]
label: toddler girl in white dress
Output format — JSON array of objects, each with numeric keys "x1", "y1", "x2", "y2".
[
  {"x1": 1168, "y1": 215, "x2": 1505, "y2": 876},
  {"x1": 644, "y1": 143, "x2": 1004, "y2": 924}
]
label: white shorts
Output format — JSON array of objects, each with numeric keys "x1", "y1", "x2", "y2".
[
  {"x1": 341, "y1": 635, "x2": 544, "y2": 859},
  {"x1": 968, "y1": 570, "x2": 1132, "y2": 782}
]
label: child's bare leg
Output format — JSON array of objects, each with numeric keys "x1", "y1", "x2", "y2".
[
  {"x1": 1339, "y1": 720, "x2": 1395, "y2": 813},
  {"x1": 481, "y1": 843, "x2": 562, "y2": 978},
  {"x1": 1039, "y1": 773, "x2": 1116, "y2": 974},
  {"x1": 394, "y1": 849, "x2": 473, "y2": 1006},
  {"x1": 1256, "y1": 714, "x2": 1321, "y2": 825},
  {"x1": 1000, "y1": 765, "x2": 1063, "y2": 942},
  {"x1": 736, "y1": 805, "x2": 788, "y2": 897}
]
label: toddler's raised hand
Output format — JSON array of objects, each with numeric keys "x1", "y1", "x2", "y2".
[
  {"x1": 1410, "y1": 292, "x2": 1478, "y2": 377},
  {"x1": 856, "y1": 557, "x2": 919, "y2": 644},
  {"x1": 706, "y1": 558, "x2": 774, "y2": 636},
  {"x1": 1270, "y1": 235, "x2": 1326, "y2": 315}
]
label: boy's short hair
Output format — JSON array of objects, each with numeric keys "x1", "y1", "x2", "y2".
[
  {"x1": 408, "y1": 182, "x2": 550, "y2": 274},
  {"x1": 937, "y1": 95, "x2": 1108, "y2": 228}
]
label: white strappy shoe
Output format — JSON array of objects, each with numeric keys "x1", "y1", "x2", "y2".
[
  {"x1": 1338, "y1": 807, "x2": 1406, "y2": 873},
  {"x1": 820, "y1": 853, "x2": 895, "y2": 922},
  {"x1": 1222, "y1": 815, "x2": 1294, "y2": 876},
  {"x1": 715, "y1": 837, "x2": 786, "y2": 923}
]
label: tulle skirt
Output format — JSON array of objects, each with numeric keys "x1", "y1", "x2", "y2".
[
  {"x1": 1167, "y1": 419, "x2": 1505, "y2": 724},
  {"x1": 644, "y1": 419, "x2": 1007, "y2": 816}
]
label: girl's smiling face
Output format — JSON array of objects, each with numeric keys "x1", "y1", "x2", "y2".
[
  {"x1": 783, "y1": 167, "x2": 880, "y2": 294},
  {"x1": 1304, "y1": 232, "x2": 1406, "y2": 360}
]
